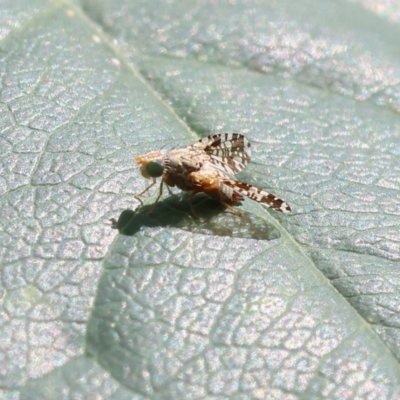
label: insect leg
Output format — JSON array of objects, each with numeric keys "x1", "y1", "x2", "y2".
[
  {"x1": 147, "y1": 180, "x2": 164, "y2": 215},
  {"x1": 220, "y1": 200, "x2": 243, "y2": 216},
  {"x1": 217, "y1": 186, "x2": 243, "y2": 216},
  {"x1": 187, "y1": 192, "x2": 200, "y2": 220},
  {"x1": 134, "y1": 178, "x2": 157, "y2": 205}
]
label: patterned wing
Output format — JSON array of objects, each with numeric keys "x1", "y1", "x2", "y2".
[
  {"x1": 222, "y1": 179, "x2": 291, "y2": 213},
  {"x1": 190, "y1": 133, "x2": 251, "y2": 175}
]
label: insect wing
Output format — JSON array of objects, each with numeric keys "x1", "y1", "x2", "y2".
[
  {"x1": 190, "y1": 133, "x2": 251, "y2": 175},
  {"x1": 222, "y1": 179, "x2": 291, "y2": 213}
]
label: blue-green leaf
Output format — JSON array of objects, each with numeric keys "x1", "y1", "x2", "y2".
[{"x1": 2, "y1": 0, "x2": 400, "y2": 398}]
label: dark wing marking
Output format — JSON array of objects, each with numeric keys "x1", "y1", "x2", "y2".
[
  {"x1": 222, "y1": 179, "x2": 291, "y2": 213},
  {"x1": 190, "y1": 133, "x2": 251, "y2": 175}
]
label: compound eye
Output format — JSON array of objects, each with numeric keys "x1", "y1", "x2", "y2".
[{"x1": 145, "y1": 160, "x2": 164, "y2": 177}]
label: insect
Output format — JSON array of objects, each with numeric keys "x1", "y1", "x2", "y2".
[{"x1": 135, "y1": 133, "x2": 291, "y2": 218}]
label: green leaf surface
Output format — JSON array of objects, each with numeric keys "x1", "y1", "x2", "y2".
[{"x1": 1, "y1": 0, "x2": 400, "y2": 398}]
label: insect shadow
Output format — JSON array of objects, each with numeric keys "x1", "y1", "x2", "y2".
[{"x1": 111, "y1": 194, "x2": 281, "y2": 240}]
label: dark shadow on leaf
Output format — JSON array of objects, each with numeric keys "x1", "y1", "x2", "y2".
[{"x1": 111, "y1": 194, "x2": 281, "y2": 240}]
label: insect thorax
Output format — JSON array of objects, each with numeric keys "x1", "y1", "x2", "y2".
[{"x1": 159, "y1": 148, "x2": 209, "y2": 190}]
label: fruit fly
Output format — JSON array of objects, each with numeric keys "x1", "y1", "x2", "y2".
[{"x1": 135, "y1": 133, "x2": 291, "y2": 218}]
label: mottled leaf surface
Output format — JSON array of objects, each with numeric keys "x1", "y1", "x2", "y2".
[{"x1": 1, "y1": 0, "x2": 400, "y2": 399}]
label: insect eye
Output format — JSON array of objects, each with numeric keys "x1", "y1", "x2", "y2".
[{"x1": 145, "y1": 160, "x2": 164, "y2": 177}]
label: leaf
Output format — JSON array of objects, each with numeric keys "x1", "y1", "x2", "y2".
[{"x1": 2, "y1": 0, "x2": 400, "y2": 398}]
